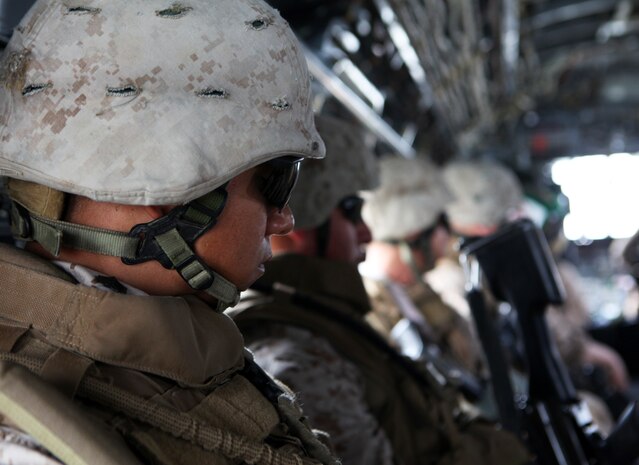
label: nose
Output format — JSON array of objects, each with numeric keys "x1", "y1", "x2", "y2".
[{"x1": 266, "y1": 204, "x2": 294, "y2": 236}]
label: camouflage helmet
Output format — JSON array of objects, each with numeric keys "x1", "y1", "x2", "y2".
[
  {"x1": 0, "y1": 0, "x2": 324, "y2": 205},
  {"x1": 362, "y1": 156, "x2": 452, "y2": 241},
  {"x1": 443, "y1": 160, "x2": 523, "y2": 229},
  {"x1": 289, "y1": 114, "x2": 379, "y2": 229},
  {"x1": 0, "y1": 0, "x2": 325, "y2": 310}
]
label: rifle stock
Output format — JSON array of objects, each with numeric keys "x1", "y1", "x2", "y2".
[{"x1": 461, "y1": 219, "x2": 638, "y2": 465}]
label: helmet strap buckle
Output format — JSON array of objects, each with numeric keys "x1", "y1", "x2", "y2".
[{"x1": 122, "y1": 188, "x2": 227, "y2": 267}]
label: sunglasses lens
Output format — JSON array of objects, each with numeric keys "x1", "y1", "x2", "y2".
[
  {"x1": 338, "y1": 196, "x2": 364, "y2": 224},
  {"x1": 260, "y1": 156, "x2": 301, "y2": 209}
]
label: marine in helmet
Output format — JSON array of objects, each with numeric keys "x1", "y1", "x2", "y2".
[
  {"x1": 426, "y1": 159, "x2": 526, "y2": 323},
  {"x1": 231, "y1": 114, "x2": 389, "y2": 465},
  {"x1": 0, "y1": 1, "x2": 337, "y2": 464},
  {"x1": 430, "y1": 158, "x2": 627, "y2": 433},
  {"x1": 231, "y1": 116, "x2": 528, "y2": 465},
  {"x1": 360, "y1": 156, "x2": 483, "y2": 374}
]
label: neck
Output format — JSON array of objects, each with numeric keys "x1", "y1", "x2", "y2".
[{"x1": 25, "y1": 242, "x2": 196, "y2": 298}]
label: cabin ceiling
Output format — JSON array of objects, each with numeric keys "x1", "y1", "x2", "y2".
[{"x1": 268, "y1": 0, "x2": 639, "y2": 165}]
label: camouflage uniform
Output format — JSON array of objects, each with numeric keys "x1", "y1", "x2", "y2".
[
  {"x1": 439, "y1": 160, "x2": 618, "y2": 433},
  {"x1": 233, "y1": 254, "x2": 529, "y2": 465},
  {"x1": 0, "y1": 1, "x2": 335, "y2": 464},
  {"x1": 361, "y1": 157, "x2": 482, "y2": 375},
  {"x1": 231, "y1": 115, "x2": 395, "y2": 465},
  {"x1": 0, "y1": 246, "x2": 338, "y2": 465},
  {"x1": 364, "y1": 276, "x2": 483, "y2": 375},
  {"x1": 231, "y1": 116, "x2": 528, "y2": 464},
  {"x1": 439, "y1": 161, "x2": 601, "y2": 373},
  {"x1": 234, "y1": 255, "x2": 395, "y2": 465}
]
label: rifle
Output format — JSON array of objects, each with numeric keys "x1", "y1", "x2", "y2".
[
  {"x1": 388, "y1": 300, "x2": 485, "y2": 401},
  {"x1": 461, "y1": 219, "x2": 639, "y2": 465}
]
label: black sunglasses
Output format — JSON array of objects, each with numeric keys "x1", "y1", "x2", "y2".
[
  {"x1": 338, "y1": 195, "x2": 365, "y2": 224},
  {"x1": 258, "y1": 156, "x2": 302, "y2": 210}
]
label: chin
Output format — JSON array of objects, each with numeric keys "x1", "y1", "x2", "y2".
[{"x1": 238, "y1": 268, "x2": 265, "y2": 291}]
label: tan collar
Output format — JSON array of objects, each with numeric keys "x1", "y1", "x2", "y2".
[
  {"x1": 258, "y1": 254, "x2": 371, "y2": 316},
  {"x1": 0, "y1": 244, "x2": 244, "y2": 387}
]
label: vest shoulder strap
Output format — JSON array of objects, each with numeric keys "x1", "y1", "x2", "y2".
[{"x1": 0, "y1": 361, "x2": 143, "y2": 465}]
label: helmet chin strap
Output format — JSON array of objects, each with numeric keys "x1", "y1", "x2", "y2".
[
  {"x1": 10, "y1": 187, "x2": 240, "y2": 311},
  {"x1": 398, "y1": 241, "x2": 421, "y2": 285},
  {"x1": 398, "y1": 240, "x2": 435, "y2": 285}
]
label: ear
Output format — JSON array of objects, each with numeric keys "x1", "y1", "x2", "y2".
[{"x1": 141, "y1": 205, "x2": 173, "y2": 221}]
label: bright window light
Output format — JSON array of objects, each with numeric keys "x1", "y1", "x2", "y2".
[{"x1": 551, "y1": 153, "x2": 639, "y2": 241}]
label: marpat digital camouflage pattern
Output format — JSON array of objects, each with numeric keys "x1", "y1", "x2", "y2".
[
  {"x1": 288, "y1": 114, "x2": 379, "y2": 229},
  {"x1": 443, "y1": 160, "x2": 523, "y2": 229},
  {"x1": 362, "y1": 156, "x2": 452, "y2": 241},
  {"x1": 0, "y1": 0, "x2": 324, "y2": 205}
]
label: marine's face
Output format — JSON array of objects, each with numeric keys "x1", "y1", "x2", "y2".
[
  {"x1": 324, "y1": 196, "x2": 372, "y2": 265},
  {"x1": 406, "y1": 222, "x2": 451, "y2": 272},
  {"x1": 194, "y1": 166, "x2": 294, "y2": 290},
  {"x1": 428, "y1": 222, "x2": 451, "y2": 263}
]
